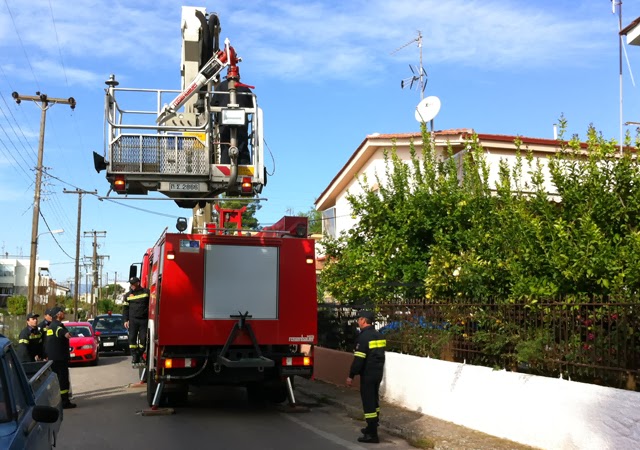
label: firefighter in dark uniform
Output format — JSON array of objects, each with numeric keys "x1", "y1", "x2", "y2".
[
  {"x1": 17, "y1": 313, "x2": 43, "y2": 363},
  {"x1": 38, "y1": 308, "x2": 53, "y2": 359},
  {"x1": 45, "y1": 306, "x2": 76, "y2": 409},
  {"x1": 346, "y1": 310, "x2": 386, "y2": 444},
  {"x1": 123, "y1": 276, "x2": 150, "y2": 365}
]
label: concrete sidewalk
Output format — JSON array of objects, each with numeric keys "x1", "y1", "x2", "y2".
[{"x1": 295, "y1": 377, "x2": 538, "y2": 450}]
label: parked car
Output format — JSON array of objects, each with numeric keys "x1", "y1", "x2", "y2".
[
  {"x1": 66, "y1": 322, "x2": 99, "y2": 366},
  {"x1": 0, "y1": 334, "x2": 63, "y2": 449},
  {"x1": 92, "y1": 313, "x2": 129, "y2": 354}
]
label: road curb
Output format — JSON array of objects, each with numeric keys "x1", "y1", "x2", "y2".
[{"x1": 295, "y1": 384, "x2": 412, "y2": 442}]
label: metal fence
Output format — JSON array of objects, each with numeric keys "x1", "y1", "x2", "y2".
[
  {"x1": 318, "y1": 301, "x2": 640, "y2": 391},
  {"x1": 0, "y1": 314, "x2": 29, "y2": 342}
]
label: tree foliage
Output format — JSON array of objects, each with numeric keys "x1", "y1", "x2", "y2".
[
  {"x1": 296, "y1": 207, "x2": 322, "y2": 234},
  {"x1": 320, "y1": 120, "x2": 640, "y2": 305},
  {"x1": 6, "y1": 295, "x2": 27, "y2": 315},
  {"x1": 216, "y1": 198, "x2": 261, "y2": 230}
]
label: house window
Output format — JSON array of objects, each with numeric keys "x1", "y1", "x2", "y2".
[
  {"x1": 0, "y1": 265, "x2": 13, "y2": 278},
  {"x1": 322, "y1": 208, "x2": 336, "y2": 238}
]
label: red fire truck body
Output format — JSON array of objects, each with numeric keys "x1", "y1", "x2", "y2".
[{"x1": 137, "y1": 217, "x2": 317, "y2": 405}]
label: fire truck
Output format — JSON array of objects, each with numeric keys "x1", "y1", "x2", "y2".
[{"x1": 93, "y1": 6, "x2": 317, "y2": 407}]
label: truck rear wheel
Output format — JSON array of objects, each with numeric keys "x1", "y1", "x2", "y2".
[
  {"x1": 266, "y1": 381, "x2": 287, "y2": 404},
  {"x1": 246, "y1": 380, "x2": 289, "y2": 404}
]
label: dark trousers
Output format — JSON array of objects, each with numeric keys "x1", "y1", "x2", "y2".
[
  {"x1": 360, "y1": 374, "x2": 382, "y2": 435},
  {"x1": 128, "y1": 318, "x2": 148, "y2": 362},
  {"x1": 51, "y1": 360, "x2": 71, "y2": 404}
]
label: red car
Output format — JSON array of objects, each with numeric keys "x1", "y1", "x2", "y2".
[{"x1": 66, "y1": 322, "x2": 99, "y2": 366}]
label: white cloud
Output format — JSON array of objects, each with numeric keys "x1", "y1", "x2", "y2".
[
  {"x1": 218, "y1": 0, "x2": 612, "y2": 81},
  {"x1": 0, "y1": 0, "x2": 622, "y2": 85}
]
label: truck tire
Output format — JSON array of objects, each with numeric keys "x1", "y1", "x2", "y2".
[
  {"x1": 266, "y1": 381, "x2": 287, "y2": 404},
  {"x1": 246, "y1": 382, "x2": 265, "y2": 404},
  {"x1": 165, "y1": 388, "x2": 189, "y2": 407}
]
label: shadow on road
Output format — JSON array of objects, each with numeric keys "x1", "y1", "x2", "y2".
[{"x1": 94, "y1": 354, "x2": 130, "y2": 366}]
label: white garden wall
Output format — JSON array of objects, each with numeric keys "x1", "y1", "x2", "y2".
[{"x1": 381, "y1": 352, "x2": 640, "y2": 449}]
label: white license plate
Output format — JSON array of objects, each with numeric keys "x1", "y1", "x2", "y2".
[
  {"x1": 161, "y1": 182, "x2": 206, "y2": 192},
  {"x1": 70, "y1": 353, "x2": 75, "y2": 357},
  {"x1": 103, "y1": 342, "x2": 115, "y2": 347}
]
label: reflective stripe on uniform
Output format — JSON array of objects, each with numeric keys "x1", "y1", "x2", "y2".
[
  {"x1": 46, "y1": 329, "x2": 54, "y2": 336},
  {"x1": 364, "y1": 412, "x2": 378, "y2": 419},
  {"x1": 354, "y1": 351, "x2": 367, "y2": 358},
  {"x1": 369, "y1": 339, "x2": 386, "y2": 349},
  {"x1": 129, "y1": 344, "x2": 138, "y2": 349},
  {"x1": 18, "y1": 339, "x2": 28, "y2": 344},
  {"x1": 127, "y1": 293, "x2": 149, "y2": 301},
  {"x1": 60, "y1": 389, "x2": 69, "y2": 394}
]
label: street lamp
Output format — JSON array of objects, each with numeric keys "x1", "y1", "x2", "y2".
[{"x1": 28, "y1": 228, "x2": 64, "y2": 313}]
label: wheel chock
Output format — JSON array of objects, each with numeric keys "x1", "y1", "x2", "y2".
[
  {"x1": 141, "y1": 406, "x2": 175, "y2": 416},
  {"x1": 277, "y1": 403, "x2": 310, "y2": 413}
]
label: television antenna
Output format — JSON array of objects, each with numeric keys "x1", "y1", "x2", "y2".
[{"x1": 392, "y1": 31, "x2": 426, "y2": 100}]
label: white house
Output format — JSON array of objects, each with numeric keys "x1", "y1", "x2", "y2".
[
  {"x1": 315, "y1": 129, "x2": 571, "y2": 239},
  {"x1": 0, "y1": 256, "x2": 52, "y2": 306}
]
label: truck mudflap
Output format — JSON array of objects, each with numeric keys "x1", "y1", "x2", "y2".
[{"x1": 217, "y1": 312, "x2": 275, "y2": 369}]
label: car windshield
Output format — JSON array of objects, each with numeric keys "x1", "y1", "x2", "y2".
[
  {"x1": 67, "y1": 326, "x2": 92, "y2": 338},
  {"x1": 94, "y1": 317, "x2": 126, "y2": 332}
]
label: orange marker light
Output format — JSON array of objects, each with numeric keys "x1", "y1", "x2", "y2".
[
  {"x1": 114, "y1": 176, "x2": 126, "y2": 191},
  {"x1": 241, "y1": 177, "x2": 252, "y2": 193}
]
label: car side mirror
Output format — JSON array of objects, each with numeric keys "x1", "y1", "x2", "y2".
[{"x1": 32, "y1": 405, "x2": 59, "y2": 423}]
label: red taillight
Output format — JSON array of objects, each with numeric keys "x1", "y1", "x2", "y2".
[
  {"x1": 114, "y1": 175, "x2": 126, "y2": 191},
  {"x1": 282, "y1": 356, "x2": 313, "y2": 367},
  {"x1": 241, "y1": 177, "x2": 252, "y2": 193}
]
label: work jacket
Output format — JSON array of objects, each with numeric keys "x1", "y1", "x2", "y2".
[
  {"x1": 349, "y1": 325, "x2": 386, "y2": 379},
  {"x1": 44, "y1": 320, "x2": 70, "y2": 361},
  {"x1": 123, "y1": 286, "x2": 150, "y2": 322},
  {"x1": 17, "y1": 326, "x2": 43, "y2": 362}
]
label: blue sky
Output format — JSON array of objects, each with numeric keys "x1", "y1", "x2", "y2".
[{"x1": 2, "y1": 0, "x2": 640, "y2": 288}]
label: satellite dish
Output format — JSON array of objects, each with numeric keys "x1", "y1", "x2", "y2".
[{"x1": 415, "y1": 96, "x2": 441, "y2": 123}]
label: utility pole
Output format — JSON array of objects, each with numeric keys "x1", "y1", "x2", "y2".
[
  {"x1": 64, "y1": 189, "x2": 96, "y2": 321},
  {"x1": 84, "y1": 231, "x2": 106, "y2": 318},
  {"x1": 97, "y1": 255, "x2": 110, "y2": 314},
  {"x1": 12, "y1": 92, "x2": 76, "y2": 313}
]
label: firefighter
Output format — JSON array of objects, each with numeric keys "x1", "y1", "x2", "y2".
[
  {"x1": 17, "y1": 313, "x2": 43, "y2": 363},
  {"x1": 123, "y1": 276, "x2": 150, "y2": 365},
  {"x1": 38, "y1": 308, "x2": 53, "y2": 359},
  {"x1": 346, "y1": 310, "x2": 386, "y2": 444},
  {"x1": 45, "y1": 306, "x2": 76, "y2": 409}
]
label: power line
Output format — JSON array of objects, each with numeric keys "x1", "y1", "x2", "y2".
[
  {"x1": 3, "y1": 0, "x2": 40, "y2": 91},
  {"x1": 47, "y1": 0, "x2": 69, "y2": 87},
  {"x1": 39, "y1": 210, "x2": 74, "y2": 260},
  {"x1": 0, "y1": 91, "x2": 37, "y2": 163}
]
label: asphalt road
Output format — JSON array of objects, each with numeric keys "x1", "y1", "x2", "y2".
[{"x1": 57, "y1": 354, "x2": 412, "y2": 449}]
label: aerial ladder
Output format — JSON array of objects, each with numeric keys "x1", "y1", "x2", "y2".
[{"x1": 94, "y1": 6, "x2": 265, "y2": 213}]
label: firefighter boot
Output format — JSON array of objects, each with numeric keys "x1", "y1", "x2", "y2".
[
  {"x1": 131, "y1": 348, "x2": 140, "y2": 365},
  {"x1": 62, "y1": 393, "x2": 77, "y2": 409},
  {"x1": 361, "y1": 417, "x2": 380, "y2": 437},
  {"x1": 358, "y1": 422, "x2": 379, "y2": 443}
]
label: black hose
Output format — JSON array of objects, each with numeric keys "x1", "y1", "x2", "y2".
[
  {"x1": 209, "y1": 13, "x2": 220, "y2": 54},
  {"x1": 195, "y1": 10, "x2": 210, "y2": 70}
]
